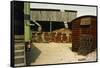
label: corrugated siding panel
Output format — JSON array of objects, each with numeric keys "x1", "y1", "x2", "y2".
[
  {"x1": 63, "y1": 12, "x2": 68, "y2": 21},
  {"x1": 67, "y1": 12, "x2": 77, "y2": 22},
  {"x1": 30, "y1": 10, "x2": 77, "y2": 21},
  {"x1": 56, "y1": 11, "x2": 62, "y2": 21}
]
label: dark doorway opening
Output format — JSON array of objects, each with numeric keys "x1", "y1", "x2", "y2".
[{"x1": 13, "y1": 1, "x2": 24, "y2": 35}]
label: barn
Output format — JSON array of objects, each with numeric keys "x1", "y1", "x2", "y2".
[{"x1": 29, "y1": 8, "x2": 77, "y2": 43}]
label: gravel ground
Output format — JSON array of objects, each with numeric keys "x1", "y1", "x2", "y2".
[{"x1": 30, "y1": 43, "x2": 97, "y2": 65}]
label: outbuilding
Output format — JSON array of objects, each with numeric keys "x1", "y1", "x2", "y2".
[{"x1": 71, "y1": 15, "x2": 97, "y2": 55}]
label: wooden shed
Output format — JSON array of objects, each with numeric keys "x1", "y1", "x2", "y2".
[{"x1": 71, "y1": 15, "x2": 97, "y2": 55}]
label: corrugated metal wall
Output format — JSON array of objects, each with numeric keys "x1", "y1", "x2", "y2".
[{"x1": 30, "y1": 9, "x2": 77, "y2": 22}]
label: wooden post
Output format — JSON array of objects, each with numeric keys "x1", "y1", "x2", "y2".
[{"x1": 24, "y1": 3, "x2": 30, "y2": 42}]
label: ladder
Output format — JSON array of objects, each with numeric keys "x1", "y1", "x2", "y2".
[{"x1": 14, "y1": 35, "x2": 26, "y2": 66}]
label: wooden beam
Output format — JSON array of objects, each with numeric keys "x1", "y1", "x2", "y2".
[{"x1": 24, "y1": 2, "x2": 30, "y2": 42}]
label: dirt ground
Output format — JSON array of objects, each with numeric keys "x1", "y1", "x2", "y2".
[{"x1": 30, "y1": 43, "x2": 96, "y2": 65}]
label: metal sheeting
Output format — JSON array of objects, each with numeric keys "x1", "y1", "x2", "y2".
[
  {"x1": 67, "y1": 12, "x2": 77, "y2": 22},
  {"x1": 30, "y1": 10, "x2": 77, "y2": 22}
]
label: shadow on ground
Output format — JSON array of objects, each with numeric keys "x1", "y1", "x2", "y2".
[{"x1": 26, "y1": 45, "x2": 41, "y2": 66}]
